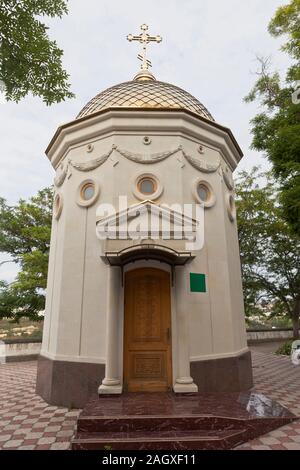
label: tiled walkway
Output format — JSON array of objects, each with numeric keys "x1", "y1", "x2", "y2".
[
  {"x1": 0, "y1": 362, "x2": 80, "y2": 450},
  {"x1": 236, "y1": 351, "x2": 300, "y2": 450},
  {"x1": 0, "y1": 351, "x2": 299, "y2": 450}
]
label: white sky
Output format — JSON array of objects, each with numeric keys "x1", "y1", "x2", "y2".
[{"x1": 0, "y1": 0, "x2": 291, "y2": 281}]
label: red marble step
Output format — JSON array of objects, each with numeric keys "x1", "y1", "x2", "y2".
[
  {"x1": 77, "y1": 414, "x2": 245, "y2": 433},
  {"x1": 72, "y1": 428, "x2": 247, "y2": 450},
  {"x1": 72, "y1": 392, "x2": 297, "y2": 450}
]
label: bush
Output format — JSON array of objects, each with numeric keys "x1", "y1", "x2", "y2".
[{"x1": 275, "y1": 340, "x2": 293, "y2": 356}]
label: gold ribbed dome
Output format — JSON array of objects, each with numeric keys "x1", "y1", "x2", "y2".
[{"x1": 77, "y1": 78, "x2": 214, "y2": 121}]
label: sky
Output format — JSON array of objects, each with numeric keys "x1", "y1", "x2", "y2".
[{"x1": 0, "y1": 0, "x2": 291, "y2": 281}]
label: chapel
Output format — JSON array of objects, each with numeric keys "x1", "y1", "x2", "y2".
[{"x1": 36, "y1": 25, "x2": 253, "y2": 408}]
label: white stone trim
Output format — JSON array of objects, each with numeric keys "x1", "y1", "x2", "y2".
[
  {"x1": 47, "y1": 111, "x2": 242, "y2": 171},
  {"x1": 40, "y1": 350, "x2": 106, "y2": 364},
  {"x1": 190, "y1": 347, "x2": 249, "y2": 362}
]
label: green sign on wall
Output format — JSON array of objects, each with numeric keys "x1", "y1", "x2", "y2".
[{"x1": 190, "y1": 273, "x2": 207, "y2": 293}]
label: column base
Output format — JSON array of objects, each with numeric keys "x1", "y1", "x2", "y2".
[
  {"x1": 173, "y1": 378, "x2": 198, "y2": 393},
  {"x1": 98, "y1": 384, "x2": 123, "y2": 395}
]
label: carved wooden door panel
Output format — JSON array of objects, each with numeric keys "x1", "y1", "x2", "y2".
[{"x1": 124, "y1": 268, "x2": 172, "y2": 392}]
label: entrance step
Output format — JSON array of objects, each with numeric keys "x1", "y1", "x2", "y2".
[
  {"x1": 77, "y1": 414, "x2": 246, "y2": 433},
  {"x1": 71, "y1": 392, "x2": 296, "y2": 450},
  {"x1": 72, "y1": 428, "x2": 247, "y2": 450}
]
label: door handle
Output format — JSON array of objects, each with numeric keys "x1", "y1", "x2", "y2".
[{"x1": 166, "y1": 328, "x2": 171, "y2": 342}]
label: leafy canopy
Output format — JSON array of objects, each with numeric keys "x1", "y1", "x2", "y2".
[
  {"x1": 0, "y1": 0, "x2": 74, "y2": 104},
  {"x1": 245, "y1": 0, "x2": 300, "y2": 235},
  {"x1": 0, "y1": 187, "x2": 53, "y2": 321},
  {"x1": 236, "y1": 168, "x2": 300, "y2": 338}
]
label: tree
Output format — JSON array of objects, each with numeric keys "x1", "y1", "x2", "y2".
[
  {"x1": 0, "y1": 187, "x2": 53, "y2": 321},
  {"x1": 236, "y1": 168, "x2": 300, "y2": 339},
  {"x1": 245, "y1": 0, "x2": 300, "y2": 235},
  {"x1": 0, "y1": 0, "x2": 74, "y2": 104}
]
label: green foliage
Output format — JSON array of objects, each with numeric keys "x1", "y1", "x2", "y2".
[
  {"x1": 236, "y1": 168, "x2": 300, "y2": 338},
  {"x1": 269, "y1": 0, "x2": 300, "y2": 64},
  {"x1": 0, "y1": 187, "x2": 53, "y2": 321},
  {"x1": 0, "y1": 0, "x2": 74, "y2": 104},
  {"x1": 245, "y1": 0, "x2": 300, "y2": 235},
  {"x1": 275, "y1": 340, "x2": 293, "y2": 356}
]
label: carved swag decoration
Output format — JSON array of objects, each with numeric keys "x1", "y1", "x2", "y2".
[{"x1": 54, "y1": 144, "x2": 221, "y2": 187}]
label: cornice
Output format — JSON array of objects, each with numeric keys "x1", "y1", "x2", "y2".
[{"x1": 46, "y1": 109, "x2": 243, "y2": 171}]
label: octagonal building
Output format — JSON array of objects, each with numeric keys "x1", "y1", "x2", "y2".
[{"x1": 36, "y1": 64, "x2": 253, "y2": 407}]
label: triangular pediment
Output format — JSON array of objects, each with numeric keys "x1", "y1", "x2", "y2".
[{"x1": 96, "y1": 200, "x2": 201, "y2": 241}]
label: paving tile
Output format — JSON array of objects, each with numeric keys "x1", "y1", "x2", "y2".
[
  {"x1": 251, "y1": 445, "x2": 271, "y2": 450},
  {"x1": 12, "y1": 416, "x2": 26, "y2": 422},
  {"x1": 36, "y1": 445, "x2": 51, "y2": 450},
  {"x1": 44, "y1": 426, "x2": 61, "y2": 433},
  {"x1": 50, "y1": 442, "x2": 70, "y2": 450},
  {"x1": 50, "y1": 417, "x2": 65, "y2": 423},
  {"x1": 43, "y1": 432, "x2": 58, "y2": 438},
  {"x1": 37, "y1": 437, "x2": 56, "y2": 445},
  {"x1": 12, "y1": 429, "x2": 28, "y2": 436},
  {"x1": 3, "y1": 439, "x2": 24, "y2": 448},
  {"x1": 268, "y1": 430, "x2": 288, "y2": 438},
  {"x1": 0, "y1": 421, "x2": 10, "y2": 427},
  {"x1": 283, "y1": 442, "x2": 300, "y2": 450},
  {"x1": 22, "y1": 439, "x2": 39, "y2": 446},
  {"x1": 0, "y1": 435, "x2": 12, "y2": 443},
  {"x1": 57, "y1": 430, "x2": 74, "y2": 438},
  {"x1": 25, "y1": 432, "x2": 44, "y2": 439},
  {"x1": 4, "y1": 424, "x2": 20, "y2": 431},
  {"x1": 259, "y1": 437, "x2": 281, "y2": 445}
]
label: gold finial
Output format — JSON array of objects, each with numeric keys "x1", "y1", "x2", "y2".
[{"x1": 127, "y1": 24, "x2": 162, "y2": 80}]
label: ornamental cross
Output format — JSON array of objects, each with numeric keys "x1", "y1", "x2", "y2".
[{"x1": 127, "y1": 24, "x2": 162, "y2": 71}]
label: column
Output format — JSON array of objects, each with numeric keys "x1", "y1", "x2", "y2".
[
  {"x1": 173, "y1": 266, "x2": 198, "y2": 393},
  {"x1": 98, "y1": 266, "x2": 122, "y2": 394}
]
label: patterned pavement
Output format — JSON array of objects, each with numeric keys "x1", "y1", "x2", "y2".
[
  {"x1": 236, "y1": 351, "x2": 300, "y2": 450},
  {"x1": 0, "y1": 351, "x2": 299, "y2": 450},
  {"x1": 0, "y1": 362, "x2": 80, "y2": 450}
]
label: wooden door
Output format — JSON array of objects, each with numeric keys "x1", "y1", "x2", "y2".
[{"x1": 124, "y1": 268, "x2": 172, "y2": 392}]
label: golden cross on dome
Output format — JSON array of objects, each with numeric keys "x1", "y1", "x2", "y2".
[{"x1": 127, "y1": 24, "x2": 162, "y2": 71}]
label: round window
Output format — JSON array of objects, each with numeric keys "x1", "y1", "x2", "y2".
[
  {"x1": 81, "y1": 183, "x2": 95, "y2": 201},
  {"x1": 197, "y1": 184, "x2": 210, "y2": 202},
  {"x1": 193, "y1": 179, "x2": 216, "y2": 208},
  {"x1": 132, "y1": 173, "x2": 163, "y2": 201},
  {"x1": 138, "y1": 177, "x2": 156, "y2": 195},
  {"x1": 77, "y1": 179, "x2": 100, "y2": 207}
]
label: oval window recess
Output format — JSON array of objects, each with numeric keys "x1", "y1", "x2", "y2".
[
  {"x1": 77, "y1": 180, "x2": 100, "y2": 207},
  {"x1": 227, "y1": 193, "x2": 236, "y2": 222},
  {"x1": 53, "y1": 193, "x2": 63, "y2": 220},
  {"x1": 193, "y1": 179, "x2": 216, "y2": 208},
  {"x1": 133, "y1": 173, "x2": 163, "y2": 201}
]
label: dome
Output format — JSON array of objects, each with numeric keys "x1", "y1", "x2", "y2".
[{"x1": 77, "y1": 77, "x2": 214, "y2": 121}]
